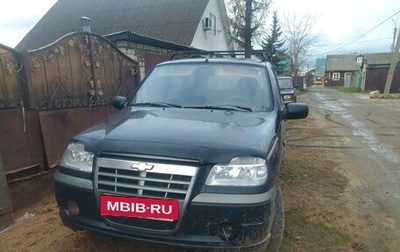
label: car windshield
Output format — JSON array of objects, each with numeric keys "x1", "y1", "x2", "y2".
[
  {"x1": 132, "y1": 62, "x2": 273, "y2": 112},
  {"x1": 277, "y1": 78, "x2": 294, "y2": 89}
]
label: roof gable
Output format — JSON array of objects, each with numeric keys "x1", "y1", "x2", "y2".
[{"x1": 16, "y1": 0, "x2": 209, "y2": 51}]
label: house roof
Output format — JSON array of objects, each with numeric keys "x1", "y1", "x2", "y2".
[
  {"x1": 1, "y1": 43, "x2": 19, "y2": 53},
  {"x1": 326, "y1": 54, "x2": 361, "y2": 71},
  {"x1": 326, "y1": 53, "x2": 400, "y2": 71},
  {"x1": 104, "y1": 30, "x2": 198, "y2": 51},
  {"x1": 363, "y1": 53, "x2": 400, "y2": 65},
  {"x1": 16, "y1": 0, "x2": 210, "y2": 51}
]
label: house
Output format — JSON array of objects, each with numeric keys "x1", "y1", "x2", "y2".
[
  {"x1": 325, "y1": 53, "x2": 400, "y2": 93},
  {"x1": 325, "y1": 54, "x2": 361, "y2": 87},
  {"x1": 16, "y1": 0, "x2": 233, "y2": 51},
  {"x1": 16, "y1": 0, "x2": 233, "y2": 75}
]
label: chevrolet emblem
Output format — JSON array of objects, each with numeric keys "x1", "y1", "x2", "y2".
[{"x1": 130, "y1": 162, "x2": 154, "y2": 172}]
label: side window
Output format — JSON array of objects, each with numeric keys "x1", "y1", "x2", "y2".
[
  {"x1": 332, "y1": 72, "x2": 340, "y2": 81},
  {"x1": 267, "y1": 65, "x2": 284, "y2": 106}
]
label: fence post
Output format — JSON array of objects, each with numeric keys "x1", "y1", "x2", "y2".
[{"x1": 0, "y1": 153, "x2": 13, "y2": 230}]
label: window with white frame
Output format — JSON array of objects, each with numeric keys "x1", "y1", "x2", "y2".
[{"x1": 332, "y1": 72, "x2": 340, "y2": 81}]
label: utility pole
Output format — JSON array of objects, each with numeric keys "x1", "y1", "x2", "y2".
[
  {"x1": 244, "y1": 0, "x2": 252, "y2": 58},
  {"x1": 384, "y1": 25, "x2": 400, "y2": 95},
  {"x1": 391, "y1": 20, "x2": 397, "y2": 53}
]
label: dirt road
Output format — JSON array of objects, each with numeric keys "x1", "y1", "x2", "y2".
[
  {"x1": 298, "y1": 88, "x2": 400, "y2": 251},
  {"x1": 0, "y1": 87, "x2": 399, "y2": 251}
]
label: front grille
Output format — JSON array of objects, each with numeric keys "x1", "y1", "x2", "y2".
[{"x1": 95, "y1": 157, "x2": 198, "y2": 232}]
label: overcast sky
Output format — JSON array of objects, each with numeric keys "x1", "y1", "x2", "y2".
[
  {"x1": 1, "y1": 0, "x2": 399, "y2": 60},
  {"x1": 273, "y1": 0, "x2": 400, "y2": 59},
  {"x1": 0, "y1": 0, "x2": 57, "y2": 48}
]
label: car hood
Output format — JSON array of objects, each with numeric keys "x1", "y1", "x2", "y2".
[{"x1": 75, "y1": 107, "x2": 278, "y2": 164}]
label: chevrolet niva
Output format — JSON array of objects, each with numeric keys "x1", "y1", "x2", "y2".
[{"x1": 54, "y1": 51, "x2": 308, "y2": 252}]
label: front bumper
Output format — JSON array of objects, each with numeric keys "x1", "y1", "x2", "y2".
[{"x1": 54, "y1": 170, "x2": 278, "y2": 251}]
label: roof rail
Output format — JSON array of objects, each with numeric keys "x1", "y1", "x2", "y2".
[{"x1": 168, "y1": 50, "x2": 268, "y2": 62}]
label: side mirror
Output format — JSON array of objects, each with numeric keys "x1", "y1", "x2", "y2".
[
  {"x1": 112, "y1": 96, "x2": 129, "y2": 110},
  {"x1": 283, "y1": 102, "x2": 308, "y2": 120}
]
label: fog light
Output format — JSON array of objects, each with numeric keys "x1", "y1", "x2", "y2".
[
  {"x1": 67, "y1": 200, "x2": 80, "y2": 215},
  {"x1": 217, "y1": 222, "x2": 238, "y2": 241}
]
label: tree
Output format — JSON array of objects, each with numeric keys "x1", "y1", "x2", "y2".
[
  {"x1": 261, "y1": 11, "x2": 287, "y2": 72},
  {"x1": 226, "y1": 0, "x2": 272, "y2": 57},
  {"x1": 282, "y1": 13, "x2": 319, "y2": 76}
]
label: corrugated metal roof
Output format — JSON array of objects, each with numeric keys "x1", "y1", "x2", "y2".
[
  {"x1": 326, "y1": 54, "x2": 361, "y2": 71},
  {"x1": 16, "y1": 0, "x2": 209, "y2": 51},
  {"x1": 364, "y1": 52, "x2": 400, "y2": 65},
  {"x1": 326, "y1": 53, "x2": 400, "y2": 71}
]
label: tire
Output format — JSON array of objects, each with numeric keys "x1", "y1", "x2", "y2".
[{"x1": 266, "y1": 187, "x2": 284, "y2": 252}]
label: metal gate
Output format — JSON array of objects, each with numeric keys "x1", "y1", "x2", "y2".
[
  {"x1": 28, "y1": 32, "x2": 140, "y2": 169},
  {"x1": 26, "y1": 32, "x2": 139, "y2": 109},
  {"x1": 1, "y1": 32, "x2": 140, "y2": 177}
]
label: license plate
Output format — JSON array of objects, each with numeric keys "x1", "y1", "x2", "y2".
[{"x1": 100, "y1": 195, "x2": 179, "y2": 221}]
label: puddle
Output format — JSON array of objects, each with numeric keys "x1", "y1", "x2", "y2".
[{"x1": 313, "y1": 92, "x2": 400, "y2": 164}]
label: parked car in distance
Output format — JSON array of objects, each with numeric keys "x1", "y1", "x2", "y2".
[
  {"x1": 54, "y1": 51, "x2": 309, "y2": 252},
  {"x1": 277, "y1": 76, "x2": 297, "y2": 103}
]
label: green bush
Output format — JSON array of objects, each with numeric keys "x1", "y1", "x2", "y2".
[{"x1": 338, "y1": 86, "x2": 362, "y2": 93}]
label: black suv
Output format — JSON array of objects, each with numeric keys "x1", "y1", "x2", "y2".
[
  {"x1": 277, "y1": 76, "x2": 297, "y2": 103},
  {"x1": 54, "y1": 51, "x2": 308, "y2": 251}
]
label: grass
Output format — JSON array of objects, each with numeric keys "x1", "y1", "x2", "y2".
[
  {"x1": 279, "y1": 118, "x2": 354, "y2": 251},
  {"x1": 338, "y1": 86, "x2": 362, "y2": 93}
]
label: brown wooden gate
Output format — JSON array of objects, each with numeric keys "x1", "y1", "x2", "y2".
[{"x1": 1, "y1": 32, "x2": 139, "y2": 178}]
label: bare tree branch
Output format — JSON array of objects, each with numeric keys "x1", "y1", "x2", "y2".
[{"x1": 282, "y1": 13, "x2": 319, "y2": 75}]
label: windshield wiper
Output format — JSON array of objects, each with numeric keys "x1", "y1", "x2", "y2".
[
  {"x1": 131, "y1": 102, "x2": 182, "y2": 108},
  {"x1": 185, "y1": 105, "x2": 252, "y2": 112}
]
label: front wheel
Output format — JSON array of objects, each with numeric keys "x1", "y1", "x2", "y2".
[{"x1": 266, "y1": 186, "x2": 284, "y2": 252}]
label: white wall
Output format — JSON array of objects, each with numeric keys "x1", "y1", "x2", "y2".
[{"x1": 190, "y1": 0, "x2": 232, "y2": 51}]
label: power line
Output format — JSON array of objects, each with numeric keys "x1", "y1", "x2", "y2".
[
  {"x1": 310, "y1": 37, "x2": 393, "y2": 57},
  {"x1": 315, "y1": 37, "x2": 393, "y2": 49},
  {"x1": 317, "y1": 9, "x2": 400, "y2": 55}
]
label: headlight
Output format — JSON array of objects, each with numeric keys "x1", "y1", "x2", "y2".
[
  {"x1": 283, "y1": 95, "x2": 293, "y2": 100},
  {"x1": 60, "y1": 142, "x2": 94, "y2": 172},
  {"x1": 206, "y1": 157, "x2": 267, "y2": 186}
]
